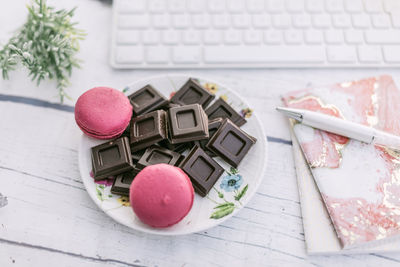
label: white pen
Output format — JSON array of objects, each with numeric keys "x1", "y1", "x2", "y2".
[{"x1": 276, "y1": 106, "x2": 400, "y2": 151}]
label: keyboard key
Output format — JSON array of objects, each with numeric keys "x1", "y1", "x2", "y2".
[
  {"x1": 267, "y1": 0, "x2": 285, "y2": 13},
  {"x1": 227, "y1": 0, "x2": 245, "y2": 13},
  {"x1": 364, "y1": 0, "x2": 383, "y2": 13},
  {"x1": 372, "y1": 14, "x2": 391, "y2": 28},
  {"x1": 383, "y1": 46, "x2": 400, "y2": 62},
  {"x1": 224, "y1": 30, "x2": 242, "y2": 44},
  {"x1": 284, "y1": 30, "x2": 303, "y2": 44},
  {"x1": 365, "y1": 30, "x2": 400, "y2": 44},
  {"x1": 168, "y1": 0, "x2": 186, "y2": 13},
  {"x1": 173, "y1": 47, "x2": 201, "y2": 63},
  {"x1": 326, "y1": 0, "x2": 343, "y2": 13},
  {"x1": 204, "y1": 46, "x2": 325, "y2": 63},
  {"x1": 345, "y1": 0, "x2": 363, "y2": 13},
  {"x1": 115, "y1": 46, "x2": 144, "y2": 63},
  {"x1": 204, "y1": 30, "x2": 222, "y2": 44},
  {"x1": 118, "y1": 0, "x2": 146, "y2": 13},
  {"x1": 345, "y1": 30, "x2": 364, "y2": 44},
  {"x1": 327, "y1": 46, "x2": 357, "y2": 62},
  {"x1": 143, "y1": 31, "x2": 160, "y2": 44},
  {"x1": 253, "y1": 14, "x2": 271, "y2": 28},
  {"x1": 333, "y1": 15, "x2": 351, "y2": 28},
  {"x1": 312, "y1": 14, "x2": 331, "y2": 28},
  {"x1": 325, "y1": 30, "x2": 344, "y2": 44},
  {"x1": 305, "y1": 30, "x2": 323, "y2": 43},
  {"x1": 273, "y1": 14, "x2": 292, "y2": 28},
  {"x1": 293, "y1": 15, "x2": 311, "y2": 28},
  {"x1": 148, "y1": 0, "x2": 166, "y2": 13},
  {"x1": 352, "y1": 14, "x2": 371, "y2": 28},
  {"x1": 392, "y1": 14, "x2": 400, "y2": 28},
  {"x1": 244, "y1": 30, "x2": 263, "y2": 44},
  {"x1": 116, "y1": 30, "x2": 140, "y2": 44},
  {"x1": 193, "y1": 14, "x2": 210, "y2": 28},
  {"x1": 232, "y1": 14, "x2": 251, "y2": 28},
  {"x1": 173, "y1": 14, "x2": 190, "y2": 28},
  {"x1": 306, "y1": 0, "x2": 324, "y2": 13},
  {"x1": 162, "y1": 30, "x2": 180, "y2": 44},
  {"x1": 247, "y1": 0, "x2": 265, "y2": 13},
  {"x1": 384, "y1": 0, "x2": 400, "y2": 13},
  {"x1": 358, "y1": 46, "x2": 382, "y2": 62},
  {"x1": 183, "y1": 31, "x2": 201, "y2": 45},
  {"x1": 208, "y1": 0, "x2": 226, "y2": 13},
  {"x1": 146, "y1": 46, "x2": 170, "y2": 63},
  {"x1": 152, "y1": 14, "x2": 170, "y2": 29},
  {"x1": 118, "y1": 15, "x2": 150, "y2": 29},
  {"x1": 286, "y1": 0, "x2": 304, "y2": 13},
  {"x1": 187, "y1": 0, "x2": 205, "y2": 13},
  {"x1": 213, "y1": 14, "x2": 230, "y2": 28},
  {"x1": 264, "y1": 30, "x2": 283, "y2": 44}
]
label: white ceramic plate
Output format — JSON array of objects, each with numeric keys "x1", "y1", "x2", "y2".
[{"x1": 79, "y1": 74, "x2": 268, "y2": 235}]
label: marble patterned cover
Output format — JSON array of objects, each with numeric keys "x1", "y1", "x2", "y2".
[{"x1": 283, "y1": 75, "x2": 400, "y2": 248}]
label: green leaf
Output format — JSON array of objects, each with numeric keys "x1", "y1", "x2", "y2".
[
  {"x1": 213, "y1": 202, "x2": 234, "y2": 209},
  {"x1": 235, "y1": 184, "x2": 248, "y2": 201},
  {"x1": 210, "y1": 205, "x2": 235, "y2": 219},
  {"x1": 230, "y1": 167, "x2": 238, "y2": 175},
  {"x1": 95, "y1": 187, "x2": 103, "y2": 201},
  {"x1": 218, "y1": 191, "x2": 224, "y2": 198},
  {"x1": 0, "y1": 0, "x2": 85, "y2": 103},
  {"x1": 99, "y1": 184, "x2": 105, "y2": 189}
]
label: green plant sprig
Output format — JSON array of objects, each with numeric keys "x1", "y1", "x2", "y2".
[{"x1": 0, "y1": 0, "x2": 85, "y2": 103}]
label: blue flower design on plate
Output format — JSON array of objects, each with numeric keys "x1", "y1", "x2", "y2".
[{"x1": 220, "y1": 174, "x2": 243, "y2": 192}]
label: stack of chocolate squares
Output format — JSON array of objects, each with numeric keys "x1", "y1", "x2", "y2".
[{"x1": 90, "y1": 78, "x2": 257, "y2": 198}]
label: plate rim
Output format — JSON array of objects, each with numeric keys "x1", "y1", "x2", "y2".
[{"x1": 78, "y1": 73, "x2": 268, "y2": 236}]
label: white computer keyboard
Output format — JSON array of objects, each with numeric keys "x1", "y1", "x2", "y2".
[{"x1": 111, "y1": 0, "x2": 400, "y2": 68}]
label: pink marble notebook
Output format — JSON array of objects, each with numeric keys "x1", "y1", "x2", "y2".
[{"x1": 283, "y1": 75, "x2": 400, "y2": 248}]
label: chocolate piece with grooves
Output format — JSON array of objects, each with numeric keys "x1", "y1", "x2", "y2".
[
  {"x1": 179, "y1": 145, "x2": 224, "y2": 197},
  {"x1": 206, "y1": 119, "x2": 256, "y2": 168},
  {"x1": 91, "y1": 137, "x2": 134, "y2": 180},
  {"x1": 205, "y1": 97, "x2": 246, "y2": 127},
  {"x1": 130, "y1": 110, "x2": 167, "y2": 152},
  {"x1": 128, "y1": 85, "x2": 169, "y2": 115},
  {"x1": 110, "y1": 170, "x2": 139, "y2": 196},
  {"x1": 136, "y1": 146, "x2": 183, "y2": 170},
  {"x1": 167, "y1": 104, "x2": 209, "y2": 144},
  {"x1": 170, "y1": 79, "x2": 215, "y2": 108},
  {"x1": 158, "y1": 139, "x2": 193, "y2": 154},
  {"x1": 195, "y1": 117, "x2": 224, "y2": 157}
]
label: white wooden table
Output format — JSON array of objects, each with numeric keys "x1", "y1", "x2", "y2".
[{"x1": 1, "y1": 1, "x2": 400, "y2": 266}]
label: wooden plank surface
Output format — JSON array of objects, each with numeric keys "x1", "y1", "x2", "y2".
[{"x1": 2, "y1": 0, "x2": 400, "y2": 266}]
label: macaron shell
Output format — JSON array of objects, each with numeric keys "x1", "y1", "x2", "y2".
[
  {"x1": 75, "y1": 87, "x2": 132, "y2": 138},
  {"x1": 76, "y1": 120, "x2": 126, "y2": 140},
  {"x1": 130, "y1": 164, "x2": 194, "y2": 228},
  {"x1": 76, "y1": 119, "x2": 127, "y2": 137}
]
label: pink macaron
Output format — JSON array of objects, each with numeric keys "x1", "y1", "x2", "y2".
[
  {"x1": 75, "y1": 87, "x2": 132, "y2": 139},
  {"x1": 130, "y1": 164, "x2": 194, "y2": 228}
]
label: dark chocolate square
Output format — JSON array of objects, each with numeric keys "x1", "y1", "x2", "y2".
[
  {"x1": 131, "y1": 149, "x2": 146, "y2": 164},
  {"x1": 128, "y1": 85, "x2": 168, "y2": 115},
  {"x1": 179, "y1": 145, "x2": 224, "y2": 197},
  {"x1": 170, "y1": 79, "x2": 215, "y2": 108},
  {"x1": 110, "y1": 170, "x2": 139, "y2": 196},
  {"x1": 195, "y1": 117, "x2": 224, "y2": 157},
  {"x1": 91, "y1": 137, "x2": 134, "y2": 180},
  {"x1": 206, "y1": 119, "x2": 256, "y2": 168},
  {"x1": 158, "y1": 139, "x2": 193, "y2": 154},
  {"x1": 205, "y1": 98, "x2": 247, "y2": 127},
  {"x1": 136, "y1": 146, "x2": 183, "y2": 170},
  {"x1": 130, "y1": 110, "x2": 167, "y2": 152},
  {"x1": 168, "y1": 104, "x2": 209, "y2": 144}
]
